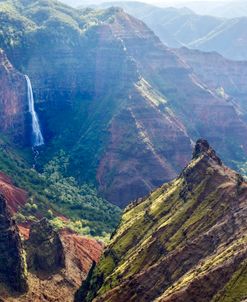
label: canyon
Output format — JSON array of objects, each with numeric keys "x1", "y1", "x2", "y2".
[
  {"x1": 0, "y1": 0, "x2": 247, "y2": 301},
  {"x1": 1, "y1": 1, "x2": 247, "y2": 207}
]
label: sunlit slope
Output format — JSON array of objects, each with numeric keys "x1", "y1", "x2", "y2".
[{"x1": 80, "y1": 139, "x2": 247, "y2": 302}]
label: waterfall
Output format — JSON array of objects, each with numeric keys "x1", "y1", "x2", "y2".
[{"x1": 25, "y1": 75, "x2": 44, "y2": 147}]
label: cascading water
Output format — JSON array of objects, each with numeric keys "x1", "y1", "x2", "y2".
[{"x1": 25, "y1": 75, "x2": 44, "y2": 147}]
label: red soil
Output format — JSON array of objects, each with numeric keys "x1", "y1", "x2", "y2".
[
  {"x1": 0, "y1": 172, "x2": 28, "y2": 213},
  {"x1": 60, "y1": 229, "x2": 103, "y2": 280}
]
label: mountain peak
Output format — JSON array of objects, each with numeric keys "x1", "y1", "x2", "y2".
[
  {"x1": 193, "y1": 139, "x2": 222, "y2": 165},
  {"x1": 81, "y1": 143, "x2": 247, "y2": 302}
]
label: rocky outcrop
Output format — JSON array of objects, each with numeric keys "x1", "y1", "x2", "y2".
[
  {"x1": 0, "y1": 193, "x2": 28, "y2": 293},
  {"x1": 192, "y1": 139, "x2": 222, "y2": 165},
  {"x1": 27, "y1": 218, "x2": 65, "y2": 274},
  {"x1": 0, "y1": 49, "x2": 29, "y2": 145},
  {"x1": 81, "y1": 140, "x2": 247, "y2": 302},
  {"x1": 1, "y1": 227, "x2": 103, "y2": 302}
]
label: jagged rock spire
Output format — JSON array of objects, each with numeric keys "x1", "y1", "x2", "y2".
[
  {"x1": 0, "y1": 194, "x2": 28, "y2": 293},
  {"x1": 27, "y1": 218, "x2": 65, "y2": 274},
  {"x1": 193, "y1": 139, "x2": 222, "y2": 165}
]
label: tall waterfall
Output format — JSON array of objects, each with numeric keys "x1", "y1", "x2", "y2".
[{"x1": 25, "y1": 75, "x2": 44, "y2": 147}]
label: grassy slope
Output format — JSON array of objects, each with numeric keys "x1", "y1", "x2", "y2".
[{"x1": 80, "y1": 143, "x2": 247, "y2": 301}]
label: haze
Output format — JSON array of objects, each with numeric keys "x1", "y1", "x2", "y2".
[{"x1": 60, "y1": 0, "x2": 234, "y2": 6}]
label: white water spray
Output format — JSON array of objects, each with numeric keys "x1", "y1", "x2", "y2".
[{"x1": 25, "y1": 75, "x2": 44, "y2": 147}]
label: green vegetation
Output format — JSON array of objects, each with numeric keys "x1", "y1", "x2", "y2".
[
  {"x1": 213, "y1": 260, "x2": 247, "y2": 302},
  {"x1": 80, "y1": 149, "x2": 247, "y2": 301},
  {"x1": 40, "y1": 151, "x2": 121, "y2": 237},
  {"x1": 0, "y1": 138, "x2": 121, "y2": 240}
]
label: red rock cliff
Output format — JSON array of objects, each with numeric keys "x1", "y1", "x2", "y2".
[{"x1": 0, "y1": 49, "x2": 29, "y2": 145}]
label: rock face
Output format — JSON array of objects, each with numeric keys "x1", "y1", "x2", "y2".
[
  {"x1": 192, "y1": 139, "x2": 222, "y2": 165},
  {"x1": 2, "y1": 1, "x2": 247, "y2": 206},
  {"x1": 27, "y1": 218, "x2": 65, "y2": 274},
  {"x1": 0, "y1": 49, "x2": 29, "y2": 145},
  {"x1": 0, "y1": 217, "x2": 103, "y2": 302},
  {"x1": 1, "y1": 227, "x2": 103, "y2": 302},
  {"x1": 94, "y1": 9, "x2": 247, "y2": 205},
  {"x1": 0, "y1": 193, "x2": 28, "y2": 293},
  {"x1": 81, "y1": 139, "x2": 247, "y2": 302},
  {"x1": 176, "y1": 47, "x2": 247, "y2": 115}
]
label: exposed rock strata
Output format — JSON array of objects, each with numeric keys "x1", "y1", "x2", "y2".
[
  {"x1": 0, "y1": 194, "x2": 28, "y2": 293},
  {"x1": 0, "y1": 49, "x2": 29, "y2": 145}
]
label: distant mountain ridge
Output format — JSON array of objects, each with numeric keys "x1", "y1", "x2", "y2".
[
  {"x1": 176, "y1": 47, "x2": 247, "y2": 119},
  {"x1": 174, "y1": 1, "x2": 247, "y2": 18},
  {"x1": 97, "y1": 1, "x2": 247, "y2": 60}
]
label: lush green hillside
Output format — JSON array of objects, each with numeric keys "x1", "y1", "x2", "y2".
[
  {"x1": 78, "y1": 140, "x2": 247, "y2": 302},
  {"x1": 0, "y1": 136, "x2": 121, "y2": 240}
]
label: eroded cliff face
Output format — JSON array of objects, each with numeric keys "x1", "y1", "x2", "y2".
[
  {"x1": 95, "y1": 9, "x2": 247, "y2": 205},
  {"x1": 81, "y1": 140, "x2": 247, "y2": 302},
  {"x1": 0, "y1": 175, "x2": 103, "y2": 302},
  {"x1": 176, "y1": 47, "x2": 247, "y2": 114},
  {"x1": 0, "y1": 217, "x2": 103, "y2": 302},
  {"x1": 5, "y1": 228, "x2": 103, "y2": 302},
  {"x1": 0, "y1": 49, "x2": 29, "y2": 145},
  {"x1": 97, "y1": 81, "x2": 192, "y2": 207},
  {"x1": 0, "y1": 193, "x2": 28, "y2": 293},
  {"x1": 2, "y1": 2, "x2": 247, "y2": 206}
]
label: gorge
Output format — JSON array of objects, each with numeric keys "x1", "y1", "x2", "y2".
[
  {"x1": 0, "y1": 0, "x2": 246, "y2": 300},
  {"x1": 1, "y1": 0, "x2": 247, "y2": 206}
]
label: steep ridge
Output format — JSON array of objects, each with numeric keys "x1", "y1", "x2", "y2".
[
  {"x1": 98, "y1": 2, "x2": 247, "y2": 61},
  {"x1": 80, "y1": 139, "x2": 247, "y2": 302},
  {"x1": 1, "y1": 1, "x2": 247, "y2": 206},
  {"x1": 176, "y1": 47, "x2": 247, "y2": 116},
  {"x1": 0, "y1": 49, "x2": 29, "y2": 145},
  {"x1": 98, "y1": 2, "x2": 222, "y2": 48},
  {"x1": 189, "y1": 17, "x2": 247, "y2": 61}
]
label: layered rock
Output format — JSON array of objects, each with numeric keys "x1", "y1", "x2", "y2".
[
  {"x1": 95, "y1": 9, "x2": 247, "y2": 205},
  {"x1": 80, "y1": 140, "x2": 247, "y2": 302},
  {"x1": 0, "y1": 193, "x2": 28, "y2": 293},
  {"x1": 176, "y1": 47, "x2": 247, "y2": 114},
  {"x1": 27, "y1": 218, "x2": 65, "y2": 274},
  {"x1": 0, "y1": 49, "x2": 29, "y2": 145},
  {"x1": 1, "y1": 2, "x2": 247, "y2": 206}
]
